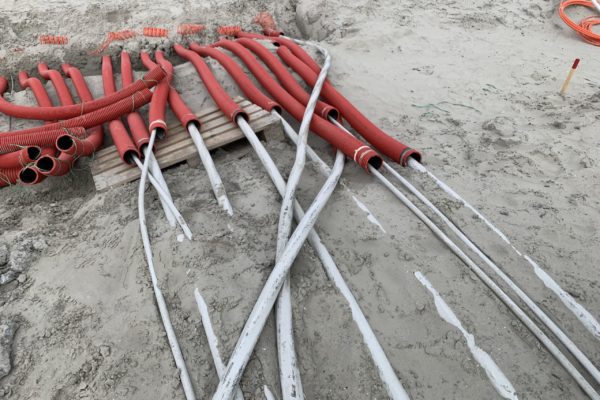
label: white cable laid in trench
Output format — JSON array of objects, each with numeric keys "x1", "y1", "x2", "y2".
[{"x1": 137, "y1": 129, "x2": 196, "y2": 400}]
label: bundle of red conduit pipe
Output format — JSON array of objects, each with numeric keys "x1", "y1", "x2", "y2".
[{"x1": 0, "y1": 13, "x2": 421, "y2": 188}]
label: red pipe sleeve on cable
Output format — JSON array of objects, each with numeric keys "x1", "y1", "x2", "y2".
[
  {"x1": 155, "y1": 51, "x2": 201, "y2": 129},
  {"x1": 61, "y1": 64, "x2": 105, "y2": 156},
  {"x1": 189, "y1": 43, "x2": 281, "y2": 113},
  {"x1": 38, "y1": 63, "x2": 75, "y2": 105},
  {"x1": 276, "y1": 46, "x2": 421, "y2": 165},
  {"x1": 236, "y1": 31, "x2": 322, "y2": 73},
  {"x1": 140, "y1": 51, "x2": 200, "y2": 130},
  {"x1": 140, "y1": 51, "x2": 171, "y2": 135},
  {"x1": 0, "y1": 66, "x2": 165, "y2": 121},
  {"x1": 121, "y1": 51, "x2": 150, "y2": 150},
  {"x1": 0, "y1": 147, "x2": 40, "y2": 169},
  {"x1": 234, "y1": 37, "x2": 338, "y2": 120},
  {"x1": 102, "y1": 55, "x2": 139, "y2": 164},
  {"x1": 213, "y1": 39, "x2": 381, "y2": 171},
  {"x1": 173, "y1": 44, "x2": 248, "y2": 123}
]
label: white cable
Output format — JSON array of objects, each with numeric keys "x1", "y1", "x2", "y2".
[
  {"x1": 194, "y1": 288, "x2": 244, "y2": 400},
  {"x1": 138, "y1": 129, "x2": 196, "y2": 400},
  {"x1": 274, "y1": 36, "x2": 331, "y2": 400},
  {"x1": 144, "y1": 147, "x2": 177, "y2": 227},
  {"x1": 188, "y1": 123, "x2": 234, "y2": 216},
  {"x1": 244, "y1": 112, "x2": 409, "y2": 400},
  {"x1": 212, "y1": 117, "x2": 345, "y2": 400}
]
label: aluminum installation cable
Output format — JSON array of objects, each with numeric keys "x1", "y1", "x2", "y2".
[
  {"x1": 247, "y1": 111, "x2": 410, "y2": 400},
  {"x1": 289, "y1": 38, "x2": 600, "y2": 394},
  {"x1": 212, "y1": 117, "x2": 345, "y2": 400},
  {"x1": 407, "y1": 157, "x2": 600, "y2": 341},
  {"x1": 273, "y1": 36, "x2": 331, "y2": 400},
  {"x1": 137, "y1": 128, "x2": 196, "y2": 400},
  {"x1": 187, "y1": 123, "x2": 233, "y2": 216},
  {"x1": 327, "y1": 116, "x2": 600, "y2": 386}
]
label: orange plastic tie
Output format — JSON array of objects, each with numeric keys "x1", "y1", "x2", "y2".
[
  {"x1": 90, "y1": 30, "x2": 137, "y2": 55},
  {"x1": 143, "y1": 27, "x2": 169, "y2": 37},
  {"x1": 177, "y1": 24, "x2": 206, "y2": 36},
  {"x1": 217, "y1": 25, "x2": 241, "y2": 37},
  {"x1": 39, "y1": 35, "x2": 69, "y2": 45}
]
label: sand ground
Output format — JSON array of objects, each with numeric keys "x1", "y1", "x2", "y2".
[{"x1": 0, "y1": 0, "x2": 599, "y2": 399}]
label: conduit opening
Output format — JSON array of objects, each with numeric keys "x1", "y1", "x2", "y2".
[
  {"x1": 27, "y1": 146, "x2": 41, "y2": 161},
  {"x1": 36, "y1": 156, "x2": 55, "y2": 172},
  {"x1": 56, "y1": 136, "x2": 74, "y2": 152},
  {"x1": 123, "y1": 151, "x2": 137, "y2": 166},
  {"x1": 369, "y1": 156, "x2": 383, "y2": 169},
  {"x1": 19, "y1": 168, "x2": 38, "y2": 184},
  {"x1": 327, "y1": 109, "x2": 339, "y2": 121}
]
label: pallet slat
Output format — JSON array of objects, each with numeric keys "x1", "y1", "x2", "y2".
[{"x1": 90, "y1": 97, "x2": 279, "y2": 190}]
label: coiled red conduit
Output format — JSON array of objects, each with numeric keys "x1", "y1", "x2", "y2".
[
  {"x1": 237, "y1": 31, "x2": 420, "y2": 166},
  {"x1": 102, "y1": 55, "x2": 140, "y2": 164},
  {"x1": 234, "y1": 37, "x2": 339, "y2": 120},
  {"x1": 210, "y1": 39, "x2": 381, "y2": 171},
  {"x1": 121, "y1": 51, "x2": 151, "y2": 151},
  {"x1": 139, "y1": 51, "x2": 201, "y2": 130},
  {"x1": 0, "y1": 66, "x2": 165, "y2": 121},
  {"x1": 173, "y1": 44, "x2": 248, "y2": 123}
]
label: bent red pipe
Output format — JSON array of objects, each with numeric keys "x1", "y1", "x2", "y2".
[
  {"x1": 0, "y1": 66, "x2": 165, "y2": 121},
  {"x1": 0, "y1": 89, "x2": 152, "y2": 139},
  {"x1": 276, "y1": 46, "x2": 421, "y2": 165},
  {"x1": 189, "y1": 43, "x2": 281, "y2": 114},
  {"x1": 102, "y1": 55, "x2": 140, "y2": 164},
  {"x1": 61, "y1": 63, "x2": 104, "y2": 156},
  {"x1": 234, "y1": 37, "x2": 338, "y2": 120},
  {"x1": 18, "y1": 72, "x2": 54, "y2": 108},
  {"x1": 120, "y1": 51, "x2": 151, "y2": 151},
  {"x1": 139, "y1": 52, "x2": 172, "y2": 136},
  {"x1": 0, "y1": 146, "x2": 41, "y2": 168},
  {"x1": 212, "y1": 39, "x2": 380, "y2": 171},
  {"x1": 139, "y1": 51, "x2": 201, "y2": 130},
  {"x1": 0, "y1": 128, "x2": 87, "y2": 154},
  {"x1": 173, "y1": 44, "x2": 248, "y2": 123},
  {"x1": 38, "y1": 62, "x2": 75, "y2": 106}
]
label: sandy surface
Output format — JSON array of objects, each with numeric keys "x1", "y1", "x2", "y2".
[{"x1": 1, "y1": 0, "x2": 599, "y2": 399}]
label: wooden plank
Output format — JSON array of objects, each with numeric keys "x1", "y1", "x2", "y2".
[{"x1": 91, "y1": 97, "x2": 280, "y2": 191}]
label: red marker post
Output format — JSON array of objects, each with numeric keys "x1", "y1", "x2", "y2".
[{"x1": 560, "y1": 58, "x2": 580, "y2": 95}]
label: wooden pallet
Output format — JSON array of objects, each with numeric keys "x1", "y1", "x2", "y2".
[{"x1": 90, "y1": 97, "x2": 281, "y2": 191}]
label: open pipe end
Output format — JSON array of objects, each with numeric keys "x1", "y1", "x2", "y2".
[
  {"x1": 56, "y1": 135, "x2": 75, "y2": 153},
  {"x1": 123, "y1": 150, "x2": 139, "y2": 166},
  {"x1": 400, "y1": 148, "x2": 422, "y2": 166},
  {"x1": 19, "y1": 167, "x2": 41, "y2": 185},
  {"x1": 36, "y1": 155, "x2": 55, "y2": 173},
  {"x1": 368, "y1": 155, "x2": 383, "y2": 170},
  {"x1": 26, "y1": 146, "x2": 42, "y2": 162},
  {"x1": 326, "y1": 107, "x2": 339, "y2": 121}
]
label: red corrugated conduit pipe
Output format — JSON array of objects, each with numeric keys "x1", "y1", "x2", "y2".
[
  {"x1": 60, "y1": 63, "x2": 104, "y2": 157},
  {"x1": 234, "y1": 37, "x2": 339, "y2": 121},
  {"x1": 102, "y1": 55, "x2": 140, "y2": 164},
  {"x1": 140, "y1": 51, "x2": 233, "y2": 216},
  {"x1": 34, "y1": 64, "x2": 77, "y2": 177},
  {"x1": 208, "y1": 39, "x2": 381, "y2": 171},
  {"x1": 120, "y1": 51, "x2": 150, "y2": 151},
  {"x1": 0, "y1": 66, "x2": 165, "y2": 121},
  {"x1": 236, "y1": 31, "x2": 420, "y2": 166}
]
